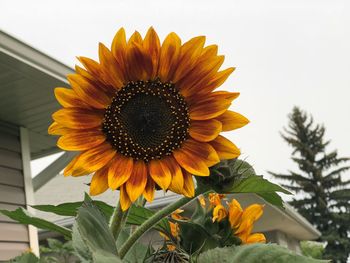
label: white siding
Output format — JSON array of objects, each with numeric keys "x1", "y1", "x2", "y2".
[{"x1": 0, "y1": 129, "x2": 30, "y2": 261}]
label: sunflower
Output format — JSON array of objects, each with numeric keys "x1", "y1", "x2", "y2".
[{"x1": 49, "y1": 27, "x2": 249, "y2": 211}]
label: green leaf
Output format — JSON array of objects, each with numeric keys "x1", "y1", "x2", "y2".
[
  {"x1": 72, "y1": 223, "x2": 93, "y2": 262},
  {"x1": 257, "y1": 192, "x2": 284, "y2": 207},
  {"x1": 74, "y1": 194, "x2": 117, "y2": 255},
  {"x1": 229, "y1": 175, "x2": 291, "y2": 195},
  {"x1": 127, "y1": 204, "x2": 171, "y2": 237},
  {"x1": 32, "y1": 200, "x2": 114, "y2": 219},
  {"x1": 197, "y1": 244, "x2": 330, "y2": 263},
  {"x1": 224, "y1": 175, "x2": 292, "y2": 207},
  {"x1": 0, "y1": 208, "x2": 71, "y2": 239},
  {"x1": 116, "y1": 229, "x2": 149, "y2": 263},
  {"x1": 9, "y1": 252, "x2": 39, "y2": 263},
  {"x1": 92, "y1": 250, "x2": 123, "y2": 263}
]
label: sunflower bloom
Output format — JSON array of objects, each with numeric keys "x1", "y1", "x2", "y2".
[
  {"x1": 49, "y1": 27, "x2": 249, "y2": 210},
  {"x1": 235, "y1": 203, "x2": 265, "y2": 244},
  {"x1": 227, "y1": 199, "x2": 243, "y2": 228}
]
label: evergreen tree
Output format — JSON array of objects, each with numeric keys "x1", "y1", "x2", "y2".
[{"x1": 269, "y1": 107, "x2": 350, "y2": 263}]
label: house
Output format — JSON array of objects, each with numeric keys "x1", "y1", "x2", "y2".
[
  {"x1": 0, "y1": 30, "x2": 73, "y2": 261},
  {"x1": 0, "y1": 30, "x2": 320, "y2": 261}
]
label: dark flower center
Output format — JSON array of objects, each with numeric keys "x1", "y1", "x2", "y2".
[{"x1": 102, "y1": 79, "x2": 190, "y2": 162}]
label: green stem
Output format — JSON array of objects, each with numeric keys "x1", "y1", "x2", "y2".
[
  {"x1": 109, "y1": 201, "x2": 126, "y2": 242},
  {"x1": 119, "y1": 189, "x2": 206, "y2": 259}
]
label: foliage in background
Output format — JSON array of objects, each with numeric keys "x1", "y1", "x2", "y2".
[
  {"x1": 269, "y1": 107, "x2": 350, "y2": 263},
  {"x1": 300, "y1": 241, "x2": 325, "y2": 260}
]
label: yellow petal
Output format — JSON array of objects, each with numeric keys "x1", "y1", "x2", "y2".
[
  {"x1": 242, "y1": 204, "x2": 264, "y2": 222},
  {"x1": 71, "y1": 143, "x2": 116, "y2": 176},
  {"x1": 197, "y1": 67, "x2": 235, "y2": 96},
  {"x1": 189, "y1": 119, "x2": 222, "y2": 142},
  {"x1": 126, "y1": 41, "x2": 153, "y2": 81},
  {"x1": 90, "y1": 166, "x2": 109, "y2": 196},
  {"x1": 149, "y1": 159, "x2": 172, "y2": 190},
  {"x1": 246, "y1": 233, "x2": 266, "y2": 244},
  {"x1": 57, "y1": 130, "x2": 106, "y2": 151},
  {"x1": 63, "y1": 154, "x2": 81, "y2": 177},
  {"x1": 173, "y1": 148, "x2": 209, "y2": 176},
  {"x1": 172, "y1": 36, "x2": 206, "y2": 83},
  {"x1": 212, "y1": 204, "x2": 228, "y2": 222},
  {"x1": 52, "y1": 108, "x2": 103, "y2": 129},
  {"x1": 189, "y1": 91, "x2": 239, "y2": 121},
  {"x1": 182, "y1": 170, "x2": 195, "y2": 197},
  {"x1": 48, "y1": 122, "x2": 70, "y2": 135},
  {"x1": 215, "y1": 111, "x2": 249, "y2": 131},
  {"x1": 143, "y1": 27, "x2": 160, "y2": 79},
  {"x1": 166, "y1": 156, "x2": 184, "y2": 194},
  {"x1": 126, "y1": 161, "x2": 148, "y2": 202},
  {"x1": 209, "y1": 135, "x2": 241, "y2": 160},
  {"x1": 54, "y1": 87, "x2": 88, "y2": 108},
  {"x1": 120, "y1": 184, "x2": 132, "y2": 211},
  {"x1": 108, "y1": 154, "x2": 134, "y2": 190},
  {"x1": 182, "y1": 139, "x2": 220, "y2": 167},
  {"x1": 158, "y1": 32, "x2": 181, "y2": 82},
  {"x1": 98, "y1": 42, "x2": 124, "y2": 88},
  {"x1": 67, "y1": 74, "x2": 110, "y2": 109},
  {"x1": 143, "y1": 177, "x2": 155, "y2": 202},
  {"x1": 228, "y1": 199, "x2": 243, "y2": 228}
]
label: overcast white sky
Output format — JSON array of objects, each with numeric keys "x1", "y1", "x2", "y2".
[{"x1": 1, "y1": 0, "x2": 349, "y2": 186}]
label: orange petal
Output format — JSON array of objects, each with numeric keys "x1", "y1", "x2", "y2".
[
  {"x1": 77, "y1": 56, "x2": 110, "y2": 86},
  {"x1": 209, "y1": 135, "x2": 240, "y2": 160},
  {"x1": 189, "y1": 91, "x2": 240, "y2": 120},
  {"x1": 197, "y1": 67, "x2": 235, "y2": 96},
  {"x1": 57, "y1": 130, "x2": 106, "y2": 151},
  {"x1": 189, "y1": 119, "x2": 222, "y2": 142},
  {"x1": 48, "y1": 122, "x2": 71, "y2": 135},
  {"x1": 149, "y1": 159, "x2": 172, "y2": 190},
  {"x1": 52, "y1": 108, "x2": 103, "y2": 129},
  {"x1": 246, "y1": 233, "x2": 266, "y2": 244},
  {"x1": 98, "y1": 43, "x2": 124, "y2": 88},
  {"x1": 90, "y1": 166, "x2": 109, "y2": 196},
  {"x1": 126, "y1": 161, "x2": 148, "y2": 202},
  {"x1": 120, "y1": 184, "x2": 132, "y2": 211},
  {"x1": 63, "y1": 154, "x2": 81, "y2": 177},
  {"x1": 128, "y1": 30, "x2": 143, "y2": 44},
  {"x1": 67, "y1": 74, "x2": 110, "y2": 109},
  {"x1": 173, "y1": 147, "x2": 209, "y2": 176},
  {"x1": 166, "y1": 156, "x2": 184, "y2": 194},
  {"x1": 179, "y1": 55, "x2": 224, "y2": 97},
  {"x1": 111, "y1": 28, "x2": 128, "y2": 78},
  {"x1": 71, "y1": 143, "x2": 116, "y2": 176},
  {"x1": 215, "y1": 111, "x2": 249, "y2": 131},
  {"x1": 108, "y1": 154, "x2": 133, "y2": 190},
  {"x1": 183, "y1": 139, "x2": 220, "y2": 167},
  {"x1": 182, "y1": 170, "x2": 195, "y2": 197},
  {"x1": 172, "y1": 36, "x2": 206, "y2": 83},
  {"x1": 143, "y1": 27, "x2": 160, "y2": 79},
  {"x1": 158, "y1": 32, "x2": 181, "y2": 82},
  {"x1": 143, "y1": 177, "x2": 155, "y2": 202},
  {"x1": 126, "y1": 41, "x2": 153, "y2": 81},
  {"x1": 54, "y1": 88, "x2": 89, "y2": 108},
  {"x1": 111, "y1": 28, "x2": 127, "y2": 62}
]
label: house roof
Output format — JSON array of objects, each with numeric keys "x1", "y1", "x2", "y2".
[{"x1": 0, "y1": 30, "x2": 73, "y2": 159}]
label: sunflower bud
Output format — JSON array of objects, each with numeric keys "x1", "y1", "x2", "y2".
[
  {"x1": 212, "y1": 204, "x2": 228, "y2": 222},
  {"x1": 196, "y1": 159, "x2": 256, "y2": 193}
]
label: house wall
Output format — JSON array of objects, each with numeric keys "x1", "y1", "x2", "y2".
[{"x1": 0, "y1": 128, "x2": 38, "y2": 261}]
